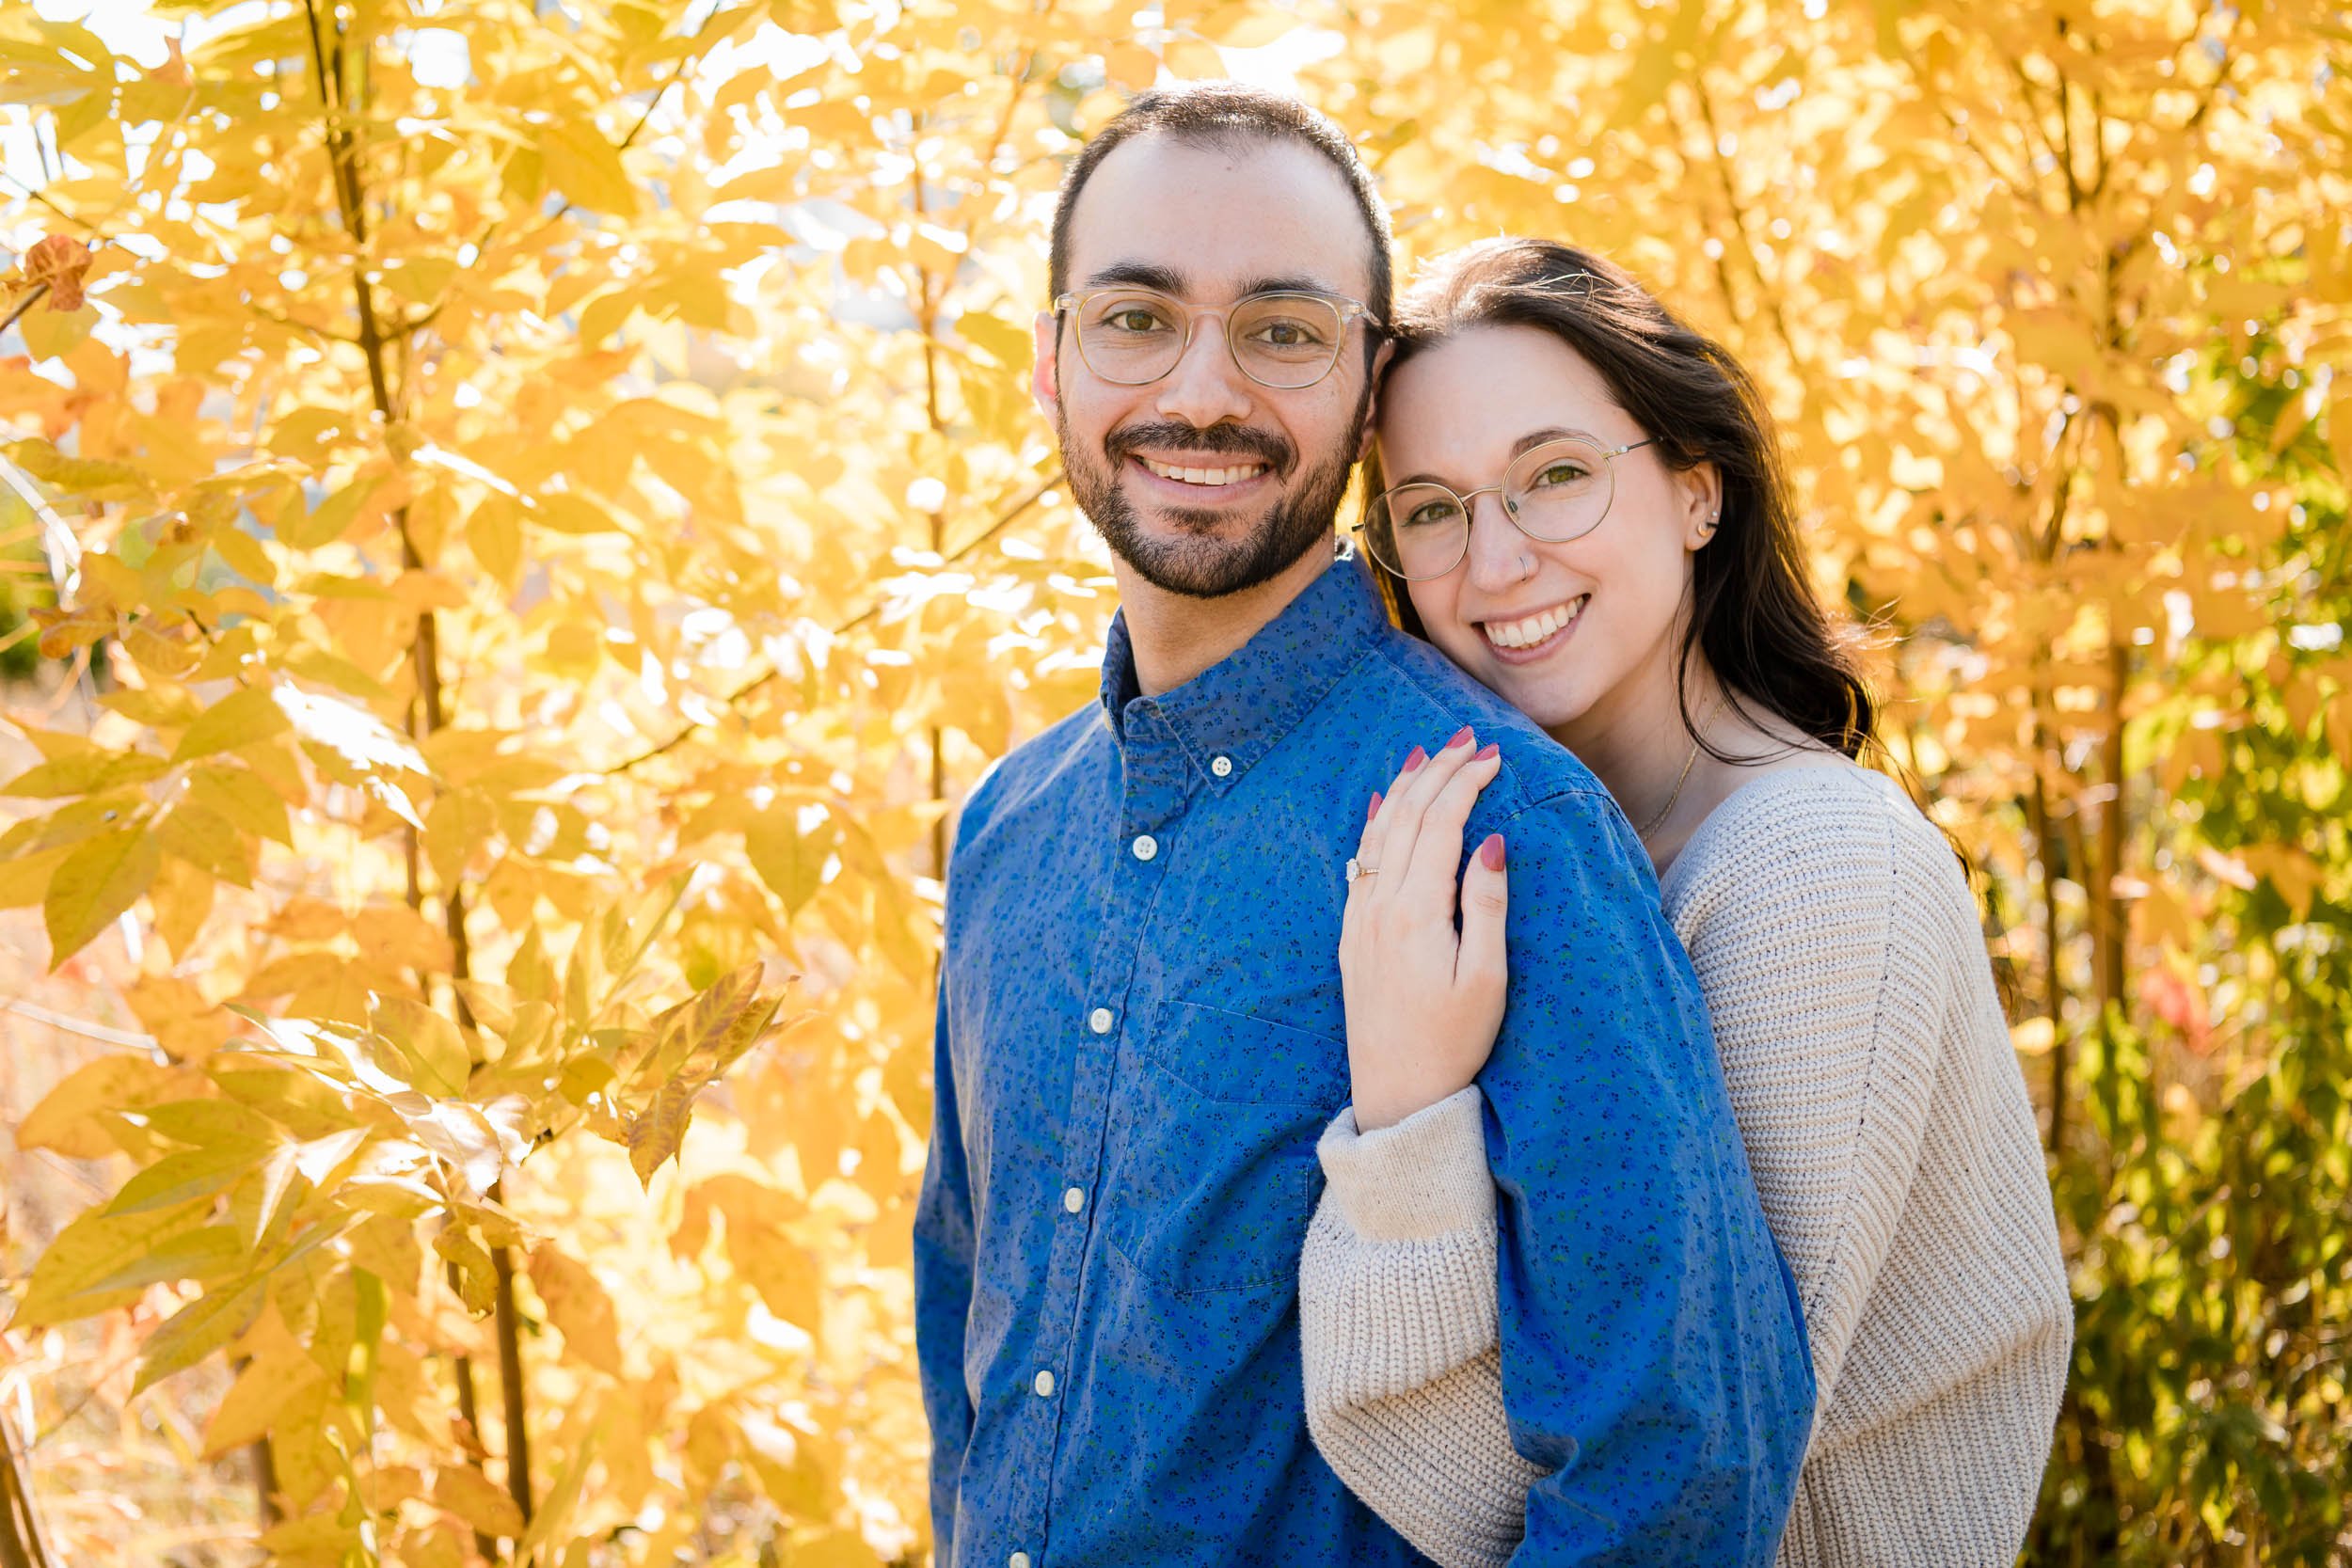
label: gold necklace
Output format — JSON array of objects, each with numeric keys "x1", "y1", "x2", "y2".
[{"x1": 1636, "y1": 695, "x2": 1724, "y2": 842}]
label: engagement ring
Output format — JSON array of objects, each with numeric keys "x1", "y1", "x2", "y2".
[{"x1": 1345, "y1": 858, "x2": 1377, "y2": 883}]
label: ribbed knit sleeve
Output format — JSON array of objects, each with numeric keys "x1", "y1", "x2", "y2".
[
  {"x1": 1301, "y1": 1089, "x2": 1544, "y2": 1568},
  {"x1": 1298, "y1": 764, "x2": 2073, "y2": 1568}
]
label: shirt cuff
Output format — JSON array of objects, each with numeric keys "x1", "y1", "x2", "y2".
[{"x1": 1317, "y1": 1085, "x2": 1495, "y2": 1243}]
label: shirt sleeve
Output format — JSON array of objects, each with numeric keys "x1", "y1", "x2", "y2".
[
  {"x1": 1481, "y1": 787, "x2": 1812, "y2": 1566},
  {"x1": 914, "y1": 971, "x2": 976, "y2": 1555},
  {"x1": 1302, "y1": 1087, "x2": 1546, "y2": 1568}
]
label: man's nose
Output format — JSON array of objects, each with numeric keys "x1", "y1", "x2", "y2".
[
  {"x1": 1461, "y1": 492, "x2": 1531, "y2": 596},
  {"x1": 1152, "y1": 319, "x2": 1253, "y2": 430}
]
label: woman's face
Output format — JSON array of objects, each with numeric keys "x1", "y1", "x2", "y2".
[{"x1": 1378, "y1": 325, "x2": 1716, "y2": 738}]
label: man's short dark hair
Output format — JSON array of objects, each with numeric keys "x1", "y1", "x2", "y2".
[{"x1": 1047, "y1": 82, "x2": 1393, "y2": 337}]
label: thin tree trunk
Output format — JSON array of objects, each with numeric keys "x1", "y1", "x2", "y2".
[
  {"x1": 491, "y1": 1225, "x2": 532, "y2": 1527},
  {"x1": 303, "y1": 11, "x2": 525, "y2": 1551},
  {"x1": 446, "y1": 1259, "x2": 497, "y2": 1563},
  {"x1": 2092, "y1": 636, "x2": 2130, "y2": 1018},
  {"x1": 2030, "y1": 751, "x2": 2071, "y2": 1154},
  {"x1": 0, "y1": 1411, "x2": 55, "y2": 1568}
]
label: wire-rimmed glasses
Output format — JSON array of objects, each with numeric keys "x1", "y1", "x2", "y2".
[
  {"x1": 1051, "y1": 286, "x2": 1380, "y2": 390},
  {"x1": 1361, "y1": 436, "x2": 1659, "y2": 581}
]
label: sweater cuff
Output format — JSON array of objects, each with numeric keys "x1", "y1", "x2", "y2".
[{"x1": 1317, "y1": 1086, "x2": 1495, "y2": 1242}]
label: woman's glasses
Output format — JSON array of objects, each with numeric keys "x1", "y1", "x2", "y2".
[{"x1": 1361, "y1": 436, "x2": 1658, "y2": 581}]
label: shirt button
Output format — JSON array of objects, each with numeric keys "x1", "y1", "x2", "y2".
[
  {"x1": 1211, "y1": 754, "x2": 1233, "y2": 778},
  {"x1": 1089, "y1": 1006, "x2": 1114, "y2": 1035},
  {"x1": 1034, "y1": 1369, "x2": 1057, "y2": 1398},
  {"x1": 1009, "y1": 1555, "x2": 1032, "y2": 1568},
  {"x1": 1132, "y1": 833, "x2": 1158, "y2": 862},
  {"x1": 1064, "y1": 1186, "x2": 1085, "y2": 1213}
]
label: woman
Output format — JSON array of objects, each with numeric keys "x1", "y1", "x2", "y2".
[{"x1": 1298, "y1": 238, "x2": 2074, "y2": 1566}]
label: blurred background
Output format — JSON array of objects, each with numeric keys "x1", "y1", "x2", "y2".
[{"x1": 0, "y1": 0, "x2": 2344, "y2": 1563}]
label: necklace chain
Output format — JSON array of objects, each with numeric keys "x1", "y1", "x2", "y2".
[{"x1": 1636, "y1": 695, "x2": 1725, "y2": 841}]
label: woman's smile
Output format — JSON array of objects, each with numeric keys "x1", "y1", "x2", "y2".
[{"x1": 1477, "y1": 594, "x2": 1589, "y2": 660}]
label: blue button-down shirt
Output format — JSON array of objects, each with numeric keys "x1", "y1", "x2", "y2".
[{"x1": 915, "y1": 554, "x2": 1811, "y2": 1566}]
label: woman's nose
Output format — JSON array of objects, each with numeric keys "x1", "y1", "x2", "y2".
[{"x1": 1460, "y1": 491, "x2": 1531, "y2": 594}]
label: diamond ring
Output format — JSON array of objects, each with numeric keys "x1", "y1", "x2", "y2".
[{"x1": 1344, "y1": 858, "x2": 1378, "y2": 884}]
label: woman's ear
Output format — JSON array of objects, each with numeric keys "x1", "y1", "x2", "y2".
[{"x1": 1681, "y1": 459, "x2": 1724, "y2": 550}]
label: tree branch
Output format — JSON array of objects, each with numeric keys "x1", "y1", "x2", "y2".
[{"x1": 605, "y1": 470, "x2": 1061, "y2": 775}]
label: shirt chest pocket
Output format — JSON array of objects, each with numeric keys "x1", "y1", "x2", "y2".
[{"x1": 1104, "y1": 1001, "x2": 1349, "y2": 1295}]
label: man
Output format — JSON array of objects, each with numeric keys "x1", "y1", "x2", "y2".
[{"x1": 913, "y1": 84, "x2": 1811, "y2": 1566}]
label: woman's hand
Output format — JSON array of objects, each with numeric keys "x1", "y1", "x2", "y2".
[{"x1": 1339, "y1": 725, "x2": 1511, "y2": 1132}]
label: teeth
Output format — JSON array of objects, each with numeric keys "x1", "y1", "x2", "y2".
[
  {"x1": 1483, "y1": 596, "x2": 1586, "y2": 651},
  {"x1": 1142, "y1": 457, "x2": 1265, "y2": 486}
]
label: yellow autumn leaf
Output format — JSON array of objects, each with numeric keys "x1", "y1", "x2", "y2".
[
  {"x1": 169, "y1": 684, "x2": 291, "y2": 764},
  {"x1": 42, "y1": 822, "x2": 161, "y2": 965}
]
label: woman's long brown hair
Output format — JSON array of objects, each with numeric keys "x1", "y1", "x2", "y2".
[{"x1": 1364, "y1": 237, "x2": 1878, "y2": 766}]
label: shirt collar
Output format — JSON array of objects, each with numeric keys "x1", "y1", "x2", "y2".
[{"x1": 1097, "y1": 549, "x2": 1389, "y2": 794}]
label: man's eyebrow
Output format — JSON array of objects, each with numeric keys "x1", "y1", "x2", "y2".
[
  {"x1": 1391, "y1": 428, "x2": 1608, "y2": 488},
  {"x1": 1080, "y1": 261, "x2": 1188, "y2": 293},
  {"x1": 1073, "y1": 266, "x2": 1349, "y2": 301},
  {"x1": 1240, "y1": 275, "x2": 1344, "y2": 299}
]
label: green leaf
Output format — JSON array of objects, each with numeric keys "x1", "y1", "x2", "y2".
[
  {"x1": 17, "y1": 1205, "x2": 212, "y2": 1324},
  {"x1": 43, "y1": 823, "x2": 161, "y2": 965},
  {"x1": 105, "y1": 1141, "x2": 273, "y2": 1215},
  {"x1": 63, "y1": 1223, "x2": 246, "y2": 1299},
  {"x1": 516, "y1": 1406, "x2": 606, "y2": 1566},
  {"x1": 133, "y1": 1275, "x2": 268, "y2": 1395},
  {"x1": 748, "y1": 805, "x2": 834, "y2": 916}
]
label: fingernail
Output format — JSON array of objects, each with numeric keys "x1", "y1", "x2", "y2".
[
  {"x1": 1474, "y1": 742, "x2": 1499, "y2": 762},
  {"x1": 1480, "y1": 832, "x2": 1506, "y2": 872},
  {"x1": 1445, "y1": 724, "x2": 1473, "y2": 750},
  {"x1": 1402, "y1": 746, "x2": 1426, "y2": 772},
  {"x1": 1367, "y1": 790, "x2": 1382, "y2": 821}
]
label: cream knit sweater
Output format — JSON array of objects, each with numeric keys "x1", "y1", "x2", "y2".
[{"x1": 1300, "y1": 765, "x2": 2074, "y2": 1567}]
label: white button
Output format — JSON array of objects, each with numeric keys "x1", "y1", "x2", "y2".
[
  {"x1": 1064, "y1": 1186, "x2": 1085, "y2": 1213},
  {"x1": 1132, "y1": 833, "x2": 1158, "y2": 862},
  {"x1": 1089, "y1": 1006, "x2": 1114, "y2": 1035},
  {"x1": 1211, "y1": 754, "x2": 1233, "y2": 777},
  {"x1": 1033, "y1": 1369, "x2": 1056, "y2": 1397},
  {"x1": 1009, "y1": 1555, "x2": 1031, "y2": 1568}
]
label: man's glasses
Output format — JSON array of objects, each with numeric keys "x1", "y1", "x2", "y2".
[
  {"x1": 1361, "y1": 436, "x2": 1658, "y2": 581},
  {"x1": 1052, "y1": 286, "x2": 1381, "y2": 391}
]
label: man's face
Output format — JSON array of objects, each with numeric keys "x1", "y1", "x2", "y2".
[{"x1": 1035, "y1": 134, "x2": 1383, "y2": 599}]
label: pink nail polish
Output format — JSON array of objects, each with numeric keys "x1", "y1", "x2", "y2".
[
  {"x1": 1367, "y1": 790, "x2": 1382, "y2": 821},
  {"x1": 1480, "y1": 833, "x2": 1506, "y2": 872},
  {"x1": 1402, "y1": 746, "x2": 1426, "y2": 772},
  {"x1": 1445, "y1": 724, "x2": 1473, "y2": 750},
  {"x1": 1474, "y1": 742, "x2": 1499, "y2": 762}
]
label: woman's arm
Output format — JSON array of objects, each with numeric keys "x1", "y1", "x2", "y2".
[
  {"x1": 1302, "y1": 766, "x2": 1971, "y2": 1558},
  {"x1": 1302, "y1": 1086, "x2": 1543, "y2": 1568}
]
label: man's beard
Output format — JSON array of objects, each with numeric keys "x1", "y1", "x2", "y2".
[{"x1": 1058, "y1": 378, "x2": 1371, "y2": 600}]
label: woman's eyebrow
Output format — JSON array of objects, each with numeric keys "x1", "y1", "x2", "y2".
[
  {"x1": 1508, "y1": 425, "x2": 1603, "y2": 457},
  {"x1": 1391, "y1": 427, "x2": 1608, "y2": 487}
]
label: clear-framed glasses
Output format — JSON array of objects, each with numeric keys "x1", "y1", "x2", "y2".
[
  {"x1": 1359, "y1": 436, "x2": 1659, "y2": 581},
  {"x1": 1051, "y1": 286, "x2": 1381, "y2": 390}
]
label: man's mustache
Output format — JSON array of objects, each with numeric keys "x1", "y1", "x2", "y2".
[{"x1": 1105, "y1": 422, "x2": 1295, "y2": 475}]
